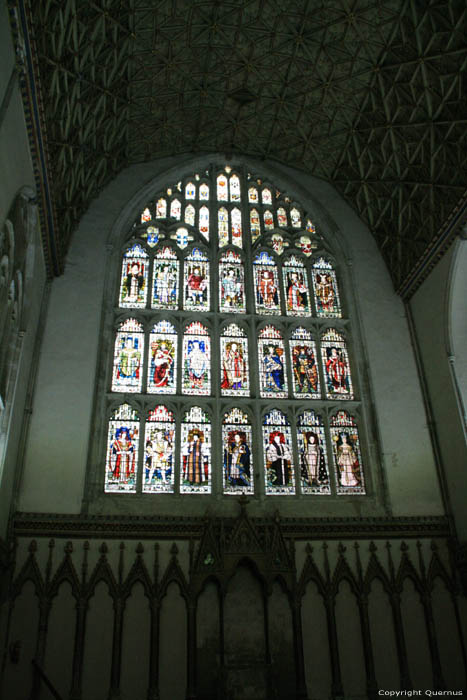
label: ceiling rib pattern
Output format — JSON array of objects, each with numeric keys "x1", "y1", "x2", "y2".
[{"x1": 24, "y1": 0, "x2": 467, "y2": 290}]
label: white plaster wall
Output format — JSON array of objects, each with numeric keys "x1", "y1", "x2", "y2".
[
  {"x1": 410, "y1": 242, "x2": 467, "y2": 539},
  {"x1": 18, "y1": 155, "x2": 443, "y2": 517}
]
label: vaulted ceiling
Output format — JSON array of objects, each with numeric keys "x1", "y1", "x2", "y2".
[{"x1": 16, "y1": 0, "x2": 467, "y2": 292}]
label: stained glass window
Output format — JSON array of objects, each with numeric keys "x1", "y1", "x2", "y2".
[
  {"x1": 217, "y1": 174, "x2": 228, "y2": 202},
  {"x1": 220, "y1": 324, "x2": 249, "y2": 396},
  {"x1": 248, "y1": 186, "x2": 258, "y2": 204},
  {"x1": 112, "y1": 319, "x2": 144, "y2": 393},
  {"x1": 152, "y1": 246, "x2": 179, "y2": 309},
  {"x1": 184, "y1": 248, "x2": 209, "y2": 311},
  {"x1": 297, "y1": 411, "x2": 330, "y2": 494},
  {"x1": 199, "y1": 183, "x2": 209, "y2": 200},
  {"x1": 258, "y1": 326, "x2": 287, "y2": 398},
  {"x1": 148, "y1": 321, "x2": 177, "y2": 394},
  {"x1": 271, "y1": 233, "x2": 288, "y2": 255},
  {"x1": 219, "y1": 250, "x2": 245, "y2": 313},
  {"x1": 143, "y1": 406, "x2": 175, "y2": 493},
  {"x1": 263, "y1": 409, "x2": 295, "y2": 495},
  {"x1": 254, "y1": 252, "x2": 280, "y2": 314},
  {"x1": 143, "y1": 226, "x2": 160, "y2": 247},
  {"x1": 172, "y1": 227, "x2": 193, "y2": 250},
  {"x1": 105, "y1": 404, "x2": 139, "y2": 492},
  {"x1": 290, "y1": 207, "x2": 301, "y2": 228},
  {"x1": 141, "y1": 207, "x2": 151, "y2": 223},
  {"x1": 182, "y1": 322, "x2": 210, "y2": 395},
  {"x1": 170, "y1": 199, "x2": 181, "y2": 220},
  {"x1": 185, "y1": 182, "x2": 196, "y2": 200},
  {"x1": 181, "y1": 406, "x2": 211, "y2": 493},
  {"x1": 264, "y1": 210, "x2": 274, "y2": 231},
  {"x1": 231, "y1": 208, "x2": 242, "y2": 248},
  {"x1": 312, "y1": 258, "x2": 342, "y2": 317},
  {"x1": 290, "y1": 327, "x2": 320, "y2": 398},
  {"x1": 277, "y1": 207, "x2": 287, "y2": 227},
  {"x1": 185, "y1": 204, "x2": 195, "y2": 227},
  {"x1": 297, "y1": 235, "x2": 315, "y2": 257},
  {"x1": 223, "y1": 408, "x2": 253, "y2": 495},
  {"x1": 283, "y1": 255, "x2": 310, "y2": 316},
  {"x1": 156, "y1": 198, "x2": 167, "y2": 218},
  {"x1": 199, "y1": 206, "x2": 209, "y2": 240},
  {"x1": 262, "y1": 188, "x2": 272, "y2": 205},
  {"x1": 218, "y1": 207, "x2": 229, "y2": 247},
  {"x1": 321, "y1": 329, "x2": 354, "y2": 400},
  {"x1": 119, "y1": 244, "x2": 149, "y2": 308},
  {"x1": 330, "y1": 411, "x2": 365, "y2": 494},
  {"x1": 250, "y1": 209, "x2": 261, "y2": 243},
  {"x1": 230, "y1": 174, "x2": 241, "y2": 202}
]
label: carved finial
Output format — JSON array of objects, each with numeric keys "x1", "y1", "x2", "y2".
[
  {"x1": 369, "y1": 541, "x2": 377, "y2": 553},
  {"x1": 401, "y1": 541, "x2": 408, "y2": 553},
  {"x1": 170, "y1": 543, "x2": 179, "y2": 557},
  {"x1": 338, "y1": 542, "x2": 346, "y2": 555},
  {"x1": 64, "y1": 541, "x2": 73, "y2": 555},
  {"x1": 99, "y1": 542, "x2": 108, "y2": 555},
  {"x1": 136, "y1": 542, "x2": 144, "y2": 555}
]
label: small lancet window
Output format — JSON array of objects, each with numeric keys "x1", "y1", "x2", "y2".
[
  {"x1": 258, "y1": 325, "x2": 287, "y2": 398},
  {"x1": 262, "y1": 188, "x2": 272, "y2": 205},
  {"x1": 184, "y1": 204, "x2": 195, "y2": 227},
  {"x1": 219, "y1": 249, "x2": 245, "y2": 313},
  {"x1": 182, "y1": 322, "x2": 211, "y2": 395},
  {"x1": 312, "y1": 258, "x2": 342, "y2": 318},
  {"x1": 199, "y1": 206, "x2": 209, "y2": 240},
  {"x1": 105, "y1": 404, "x2": 140, "y2": 493},
  {"x1": 248, "y1": 186, "x2": 258, "y2": 204},
  {"x1": 185, "y1": 182, "x2": 196, "y2": 200},
  {"x1": 112, "y1": 318, "x2": 144, "y2": 393},
  {"x1": 220, "y1": 323, "x2": 249, "y2": 396},
  {"x1": 253, "y1": 252, "x2": 280, "y2": 314},
  {"x1": 263, "y1": 409, "x2": 295, "y2": 495},
  {"x1": 156, "y1": 198, "x2": 167, "y2": 218},
  {"x1": 218, "y1": 207, "x2": 229, "y2": 247},
  {"x1": 297, "y1": 411, "x2": 330, "y2": 494},
  {"x1": 263, "y1": 210, "x2": 274, "y2": 230},
  {"x1": 223, "y1": 407, "x2": 253, "y2": 495},
  {"x1": 231, "y1": 207, "x2": 242, "y2": 248},
  {"x1": 147, "y1": 321, "x2": 177, "y2": 394},
  {"x1": 229, "y1": 174, "x2": 241, "y2": 202},
  {"x1": 152, "y1": 246, "x2": 179, "y2": 310},
  {"x1": 290, "y1": 207, "x2": 301, "y2": 228},
  {"x1": 321, "y1": 329, "x2": 354, "y2": 400},
  {"x1": 217, "y1": 174, "x2": 228, "y2": 202},
  {"x1": 330, "y1": 411, "x2": 365, "y2": 494},
  {"x1": 290, "y1": 327, "x2": 320, "y2": 398},
  {"x1": 141, "y1": 207, "x2": 151, "y2": 223},
  {"x1": 184, "y1": 248, "x2": 209, "y2": 311},
  {"x1": 199, "y1": 183, "x2": 209, "y2": 200},
  {"x1": 170, "y1": 199, "x2": 181, "y2": 220},
  {"x1": 119, "y1": 244, "x2": 149, "y2": 308},
  {"x1": 277, "y1": 207, "x2": 287, "y2": 227},
  {"x1": 250, "y1": 209, "x2": 261, "y2": 243},
  {"x1": 181, "y1": 406, "x2": 211, "y2": 494},
  {"x1": 283, "y1": 255, "x2": 310, "y2": 316},
  {"x1": 143, "y1": 406, "x2": 175, "y2": 493}
]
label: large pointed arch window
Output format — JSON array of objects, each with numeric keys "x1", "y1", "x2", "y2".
[{"x1": 102, "y1": 164, "x2": 367, "y2": 500}]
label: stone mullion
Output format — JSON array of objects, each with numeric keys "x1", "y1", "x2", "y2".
[
  {"x1": 107, "y1": 597, "x2": 125, "y2": 700},
  {"x1": 290, "y1": 596, "x2": 309, "y2": 700},
  {"x1": 420, "y1": 590, "x2": 445, "y2": 689},
  {"x1": 389, "y1": 591, "x2": 412, "y2": 689},
  {"x1": 357, "y1": 593, "x2": 378, "y2": 699},
  {"x1": 29, "y1": 597, "x2": 51, "y2": 700},
  {"x1": 147, "y1": 599, "x2": 160, "y2": 700},
  {"x1": 69, "y1": 597, "x2": 88, "y2": 700},
  {"x1": 323, "y1": 591, "x2": 343, "y2": 697},
  {"x1": 186, "y1": 599, "x2": 197, "y2": 700}
]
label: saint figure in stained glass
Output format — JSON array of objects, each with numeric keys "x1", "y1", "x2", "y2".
[
  {"x1": 290, "y1": 328, "x2": 320, "y2": 398},
  {"x1": 143, "y1": 406, "x2": 175, "y2": 493},
  {"x1": 119, "y1": 244, "x2": 149, "y2": 308},
  {"x1": 148, "y1": 321, "x2": 177, "y2": 394},
  {"x1": 321, "y1": 329, "x2": 353, "y2": 400},
  {"x1": 258, "y1": 326, "x2": 287, "y2": 398},
  {"x1": 105, "y1": 404, "x2": 139, "y2": 493},
  {"x1": 220, "y1": 324, "x2": 249, "y2": 396},
  {"x1": 219, "y1": 250, "x2": 245, "y2": 313},
  {"x1": 312, "y1": 258, "x2": 342, "y2": 317},
  {"x1": 263, "y1": 409, "x2": 295, "y2": 495},
  {"x1": 184, "y1": 248, "x2": 209, "y2": 311},
  {"x1": 181, "y1": 406, "x2": 211, "y2": 493},
  {"x1": 254, "y1": 252, "x2": 280, "y2": 314},
  {"x1": 152, "y1": 247, "x2": 179, "y2": 310},
  {"x1": 297, "y1": 411, "x2": 330, "y2": 494},
  {"x1": 182, "y1": 322, "x2": 210, "y2": 395},
  {"x1": 283, "y1": 256, "x2": 310, "y2": 316},
  {"x1": 112, "y1": 319, "x2": 144, "y2": 393},
  {"x1": 330, "y1": 412, "x2": 365, "y2": 494},
  {"x1": 223, "y1": 408, "x2": 253, "y2": 494}
]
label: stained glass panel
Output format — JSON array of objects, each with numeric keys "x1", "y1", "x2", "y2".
[
  {"x1": 184, "y1": 248, "x2": 209, "y2": 311},
  {"x1": 250, "y1": 209, "x2": 261, "y2": 243},
  {"x1": 248, "y1": 186, "x2": 258, "y2": 204},
  {"x1": 312, "y1": 258, "x2": 342, "y2": 318},
  {"x1": 185, "y1": 182, "x2": 196, "y2": 200},
  {"x1": 290, "y1": 207, "x2": 301, "y2": 227},
  {"x1": 143, "y1": 406, "x2": 175, "y2": 493},
  {"x1": 330, "y1": 411, "x2": 365, "y2": 494},
  {"x1": 185, "y1": 204, "x2": 195, "y2": 227},
  {"x1": 283, "y1": 255, "x2": 310, "y2": 316},
  {"x1": 229, "y1": 174, "x2": 241, "y2": 202},
  {"x1": 290, "y1": 327, "x2": 320, "y2": 398},
  {"x1": 147, "y1": 321, "x2": 177, "y2": 394},
  {"x1": 182, "y1": 322, "x2": 211, "y2": 395},
  {"x1": 321, "y1": 329, "x2": 354, "y2": 400},
  {"x1": 253, "y1": 252, "x2": 280, "y2": 314},
  {"x1": 170, "y1": 199, "x2": 181, "y2": 220},
  {"x1": 223, "y1": 408, "x2": 253, "y2": 494},
  {"x1": 143, "y1": 226, "x2": 160, "y2": 247},
  {"x1": 119, "y1": 244, "x2": 149, "y2": 308},
  {"x1": 277, "y1": 207, "x2": 287, "y2": 227},
  {"x1": 141, "y1": 207, "x2": 151, "y2": 223},
  {"x1": 220, "y1": 324, "x2": 249, "y2": 396},
  {"x1": 199, "y1": 183, "x2": 209, "y2": 200},
  {"x1": 271, "y1": 233, "x2": 288, "y2": 255},
  {"x1": 105, "y1": 404, "x2": 139, "y2": 493},
  {"x1": 262, "y1": 188, "x2": 272, "y2": 205},
  {"x1": 156, "y1": 198, "x2": 167, "y2": 218},
  {"x1": 217, "y1": 175, "x2": 228, "y2": 202},
  {"x1": 264, "y1": 210, "x2": 274, "y2": 231},
  {"x1": 152, "y1": 247, "x2": 179, "y2": 310},
  {"x1": 297, "y1": 235, "x2": 316, "y2": 257},
  {"x1": 263, "y1": 409, "x2": 295, "y2": 495},
  {"x1": 171, "y1": 227, "x2": 193, "y2": 250},
  {"x1": 219, "y1": 250, "x2": 245, "y2": 313},
  {"x1": 112, "y1": 318, "x2": 144, "y2": 393},
  {"x1": 181, "y1": 406, "x2": 211, "y2": 493},
  {"x1": 258, "y1": 326, "x2": 287, "y2": 398},
  {"x1": 199, "y1": 206, "x2": 209, "y2": 240},
  {"x1": 297, "y1": 411, "x2": 330, "y2": 494},
  {"x1": 218, "y1": 207, "x2": 229, "y2": 247},
  {"x1": 231, "y1": 207, "x2": 242, "y2": 248}
]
